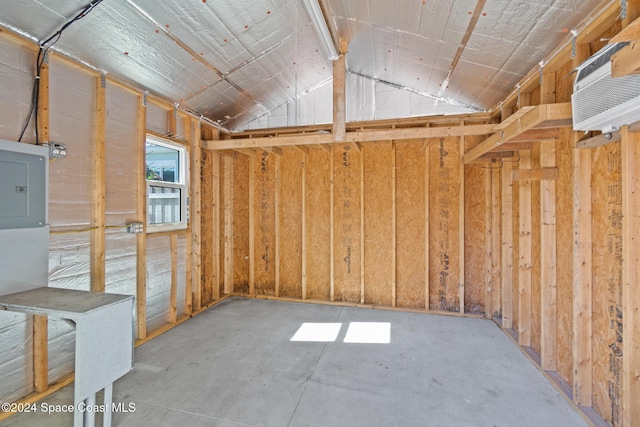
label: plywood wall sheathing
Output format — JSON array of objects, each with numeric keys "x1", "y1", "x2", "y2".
[
  {"x1": 253, "y1": 152, "x2": 277, "y2": 295},
  {"x1": 395, "y1": 142, "x2": 426, "y2": 308},
  {"x1": 279, "y1": 149, "x2": 304, "y2": 298},
  {"x1": 169, "y1": 234, "x2": 178, "y2": 323},
  {"x1": 464, "y1": 162, "x2": 487, "y2": 314},
  {"x1": 201, "y1": 149, "x2": 214, "y2": 304},
  {"x1": 232, "y1": 155, "x2": 250, "y2": 294},
  {"x1": 332, "y1": 145, "x2": 362, "y2": 302},
  {"x1": 429, "y1": 137, "x2": 461, "y2": 311},
  {"x1": 621, "y1": 125, "x2": 640, "y2": 427},
  {"x1": 591, "y1": 142, "x2": 623, "y2": 425},
  {"x1": 305, "y1": 147, "x2": 332, "y2": 300},
  {"x1": 362, "y1": 142, "x2": 394, "y2": 306},
  {"x1": 491, "y1": 166, "x2": 502, "y2": 318}
]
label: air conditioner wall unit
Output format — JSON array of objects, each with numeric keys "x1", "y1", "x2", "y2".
[{"x1": 572, "y1": 42, "x2": 640, "y2": 132}]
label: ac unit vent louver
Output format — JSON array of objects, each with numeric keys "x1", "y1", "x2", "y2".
[{"x1": 572, "y1": 42, "x2": 640, "y2": 132}]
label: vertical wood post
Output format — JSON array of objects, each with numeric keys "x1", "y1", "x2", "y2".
[
  {"x1": 392, "y1": 143, "x2": 397, "y2": 308},
  {"x1": 621, "y1": 125, "x2": 640, "y2": 427},
  {"x1": 136, "y1": 93, "x2": 148, "y2": 340},
  {"x1": 249, "y1": 157, "x2": 255, "y2": 295},
  {"x1": 223, "y1": 156, "x2": 234, "y2": 295},
  {"x1": 330, "y1": 146, "x2": 335, "y2": 302},
  {"x1": 333, "y1": 52, "x2": 346, "y2": 141},
  {"x1": 572, "y1": 42, "x2": 592, "y2": 407},
  {"x1": 501, "y1": 160, "x2": 514, "y2": 328},
  {"x1": 33, "y1": 50, "x2": 50, "y2": 393},
  {"x1": 424, "y1": 140, "x2": 430, "y2": 310},
  {"x1": 301, "y1": 153, "x2": 307, "y2": 300},
  {"x1": 169, "y1": 234, "x2": 178, "y2": 323},
  {"x1": 518, "y1": 150, "x2": 533, "y2": 346},
  {"x1": 540, "y1": 140, "x2": 557, "y2": 371},
  {"x1": 275, "y1": 155, "x2": 281, "y2": 297},
  {"x1": 459, "y1": 134, "x2": 466, "y2": 314},
  {"x1": 190, "y1": 119, "x2": 202, "y2": 310},
  {"x1": 91, "y1": 73, "x2": 106, "y2": 293},
  {"x1": 212, "y1": 150, "x2": 221, "y2": 302}
]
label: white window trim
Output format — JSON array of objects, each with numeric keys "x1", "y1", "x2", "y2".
[{"x1": 145, "y1": 135, "x2": 189, "y2": 233}]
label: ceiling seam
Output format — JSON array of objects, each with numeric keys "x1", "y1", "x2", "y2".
[
  {"x1": 438, "y1": 0, "x2": 488, "y2": 96},
  {"x1": 124, "y1": 0, "x2": 268, "y2": 117}
]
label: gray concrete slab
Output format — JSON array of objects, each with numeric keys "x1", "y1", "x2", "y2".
[{"x1": 1, "y1": 298, "x2": 588, "y2": 427}]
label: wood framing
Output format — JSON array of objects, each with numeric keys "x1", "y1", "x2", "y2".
[
  {"x1": 333, "y1": 53, "x2": 346, "y2": 141},
  {"x1": 512, "y1": 168, "x2": 559, "y2": 181},
  {"x1": 571, "y1": 41, "x2": 593, "y2": 407},
  {"x1": 540, "y1": 140, "x2": 557, "y2": 371},
  {"x1": 91, "y1": 73, "x2": 107, "y2": 294},
  {"x1": 249, "y1": 157, "x2": 255, "y2": 296},
  {"x1": 424, "y1": 140, "x2": 430, "y2": 310},
  {"x1": 611, "y1": 41, "x2": 640, "y2": 78},
  {"x1": 204, "y1": 124, "x2": 495, "y2": 150},
  {"x1": 518, "y1": 150, "x2": 533, "y2": 346},
  {"x1": 169, "y1": 234, "x2": 178, "y2": 323},
  {"x1": 464, "y1": 103, "x2": 572, "y2": 163},
  {"x1": 622, "y1": 125, "x2": 640, "y2": 427},
  {"x1": 212, "y1": 150, "x2": 221, "y2": 301},
  {"x1": 329, "y1": 145, "x2": 335, "y2": 302},
  {"x1": 572, "y1": 141, "x2": 593, "y2": 406},
  {"x1": 190, "y1": 119, "x2": 203, "y2": 310},
  {"x1": 223, "y1": 156, "x2": 234, "y2": 295},
  {"x1": 392, "y1": 143, "x2": 398, "y2": 308},
  {"x1": 360, "y1": 148, "x2": 365, "y2": 304},
  {"x1": 136, "y1": 93, "x2": 147, "y2": 340},
  {"x1": 459, "y1": 134, "x2": 465, "y2": 314},
  {"x1": 34, "y1": 49, "x2": 50, "y2": 394},
  {"x1": 501, "y1": 160, "x2": 514, "y2": 328},
  {"x1": 275, "y1": 156, "x2": 281, "y2": 297},
  {"x1": 301, "y1": 154, "x2": 307, "y2": 300},
  {"x1": 491, "y1": 165, "x2": 502, "y2": 318}
]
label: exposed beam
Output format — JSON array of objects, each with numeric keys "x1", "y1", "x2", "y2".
[
  {"x1": 464, "y1": 103, "x2": 572, "y2": 163},
  {"x1": 260, "y1": 146, "x2": 283, "y2": 157},
  {"x1": 611, "y1": 41, "x2": 640, "y2": 77},
  {"x1": 611, "y1": 14, "x2": 640, "y2": 43},
  {"x1": 443, "y1": 0, "x2": 487, "y2": 87},
  {"x1": 512, "y1": 167, "x2": 559, "y2": 181},
  {"x1": 576, "y1": 131, "x2": 621, "y2": 149},
  {"x1": 333, "y1": 52, "x2": 346, "y2": 142},
  {"x1": 204, "y1": 124, "x2": 495, "y2": 150},
  {"x1": 233, "y1": 148, "x2": 257, "y2": 158}
]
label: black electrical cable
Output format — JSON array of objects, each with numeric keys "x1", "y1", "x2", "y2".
[{"x1": 18, "y1": 0, "x2": 104, "y2": 144}]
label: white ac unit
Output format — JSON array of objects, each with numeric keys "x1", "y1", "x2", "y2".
[{"x1": 572, "y1": 42, "x2": 640, "y2": 132}]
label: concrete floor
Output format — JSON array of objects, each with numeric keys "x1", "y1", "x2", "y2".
[{"x1": 1, "y1": 298, "x2": 588, "y2": 427}]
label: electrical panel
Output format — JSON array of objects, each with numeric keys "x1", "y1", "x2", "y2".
[
  {"x1": 0, "y1": 139, "x2": 48, "y2": 229},
  {"x1": 0, "y1": 139, "x2": 49, "y2": 295}
]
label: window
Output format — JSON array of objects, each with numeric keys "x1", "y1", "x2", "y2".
[{"x1": 146, "y1": 136, "x2": 188, "y2": 232}]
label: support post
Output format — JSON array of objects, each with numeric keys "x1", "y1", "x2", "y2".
[
  {"x1": 622, "y1": 125, "x2": 640, "y2": 427},
  {"x1": 518, "y1": 150, "x2": 532, "y2": 346},
  {"x1": 540, "y1": 140, "x2": 557, "y2": 371},
  {"x1": 136, "y1": 93, "x2": 147, "y2": 340}
]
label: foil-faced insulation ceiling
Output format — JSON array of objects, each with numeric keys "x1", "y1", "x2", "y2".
[{"x1": 0, "y1": 0, "x2": 609, "y2": 131}]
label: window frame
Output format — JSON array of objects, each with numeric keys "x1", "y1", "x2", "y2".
[{"x1": 145, "y1": 135, "x2": 189, "y2": 233}]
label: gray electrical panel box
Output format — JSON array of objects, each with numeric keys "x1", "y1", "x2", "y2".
[
  {"x1": 0, "y1": 139, "x2": 48, "y2": 229},
  {"x1": 0, "y1": 139, "x2": 49, "y2": 296}
]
